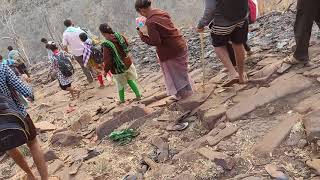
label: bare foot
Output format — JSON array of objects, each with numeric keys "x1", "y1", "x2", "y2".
[
  {"x1": 23, "y1": 174, "x2": 37, "y2": 180},
  {"x1": 239, "y1": 73, "x2": 248, "y2": 84}
]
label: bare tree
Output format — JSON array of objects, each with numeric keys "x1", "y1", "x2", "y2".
[{"x1": 0, "y1": 1, "x2": 31, "y2": 64}]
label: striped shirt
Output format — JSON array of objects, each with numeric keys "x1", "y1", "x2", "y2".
[{"x1": 211, "y1": 21, "x2": 246, "y2": 35}]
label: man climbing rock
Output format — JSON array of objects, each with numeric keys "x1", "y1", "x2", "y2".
[
  {"x1": 62, "y1": 19, "x2": 94, "y2": 83},
  {"x1": 284, "y1": 0, "x2": 320, "y2": 65},
  {"x1": 197, "y1": 0, "x2": 249, "y2": 86}
]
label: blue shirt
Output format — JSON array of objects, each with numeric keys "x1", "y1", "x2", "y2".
[
  {"x1": 8, "y1": 50, "x2": 19, "y2": 61},
  {"x1": 2, "y1": 59, "x2": 15, "y2": 65},
  {"x1": 0, "y1": 64, "x2": 33, "y2": 117}
]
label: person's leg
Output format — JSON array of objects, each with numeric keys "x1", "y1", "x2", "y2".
[
  {"x1": 97, "y1": 74, "x2": 105, "y2": 87},
  {"x1": 7, "y1": 148, "x2": 36, "y2": 180},
  {"x1": 211, "y1": 33, "x2": 239, "y2": 80},
  {"x1": 243, "y1": 42, "x2": 251, "y2": 52},
  {"x1": 293, "y1": 0, "x2": 317, "y2": 62},
  {"x1": 230, "y1": 21, "x2": 249, "y2": 83},
  {"x1": 127, "y1": 80, "x2": 141, "y2": 99},
  {"x1": 75, "y1": 56, "x2": 94, "y2": 83},
  {"x1": 232, "y1": 43, "x2": 246, "y2": 83},
  {"x1": 226, "y1": 42, "x2": 237, "y2": 67},
  {"x1": 27, "y1": 139, "x2": 48, "y2": 180},
  {"x1": 214, "y1": 47, "x2": 239, "y2": 79},
  {"x1": 118, "y1": 88, "x2": 125, "y2": 103},
  {"x1": 66, "y1": 86, "x2": 80, "y2": 99}
]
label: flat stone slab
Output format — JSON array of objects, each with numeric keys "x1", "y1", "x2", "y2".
[
  {"x1": 197, "y1": 147, "x2": 235, "y2": 170},
  {"x1": 253, "y1": 113, "x2": 301, "y2": 156},
  {"x1": 177, "y1": 89, "x2": 214, "y2": 112},
  {"x1": 226, "y1": 74, "x2": 312, "y2": 121},
  {"x1": 303, "y1": 67, "x2": 320, "y2": 77},
  {"x1": 35, "y1": 121, "x2": 56, "y2": 132},
  {"x1": 303, "y1": 110, "x2": 320, "y2": 141},
  {"x1": 96, "y1": 104, "x2": 151, "y2": 139},
  {"x1": 206, "y1": 125, "x2": 239, "y2": 146},
  {"x1": 208, "y1": 72, "x2": 228, "y2": 84},
  {"x1": 201, "y1": 106, "x2": 227, "y2": 130},
  {"x1": 257, "y1": 57, "x2": 280, "y2": 66},
  {"x1": 294, "y1": 93, "x2": 320, "y2": 114}
]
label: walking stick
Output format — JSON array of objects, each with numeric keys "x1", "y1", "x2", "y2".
[{"x1": 199, "y1": 33, "x2": 206, "y2": 92}]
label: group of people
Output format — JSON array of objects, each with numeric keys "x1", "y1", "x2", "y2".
[
  {"x1": 0, "y1": 0, "x2": 319, "y2": 179},
  {"x1": 0, "y1": 46, "x2": 30, "y2": 78}
]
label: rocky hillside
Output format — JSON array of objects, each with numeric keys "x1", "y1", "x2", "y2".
[
  {"x1": 2, "y1": 5, "x2": 320, "y2": 179},
  {"x1": 0, "y1": 0, "x2": 203, "y2": 60},
  {"x1": 0, "y1": 0, "x2": 295, "y2": 61}
]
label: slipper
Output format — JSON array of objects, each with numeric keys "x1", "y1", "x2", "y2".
[
  {"x1": 166, "y1": 122, "x2": 189, "y2": 131},
  {"x1": 174, "y1": 110, "x2": 191, "y2": 124},
  {"x1": 221, "y1": 78, "x2": 239, "y2": 87},
  {"x1": 283, "y1": 57, "x2": 309, "y2": 65}
]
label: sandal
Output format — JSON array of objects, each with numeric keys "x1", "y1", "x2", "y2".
[
  {"x1": 283, "y1": 57, "x2": 309, "y2": 65},
  {"x1": 166, "y1": 122, "x2": 189, "y2": 131},
  {"x1": 221, "y1": 78, "x2": 239, "y2": 87}
]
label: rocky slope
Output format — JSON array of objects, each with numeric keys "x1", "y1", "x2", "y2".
[{"x1": 2, "y1": 6, "x2": 320, "y2": 180}]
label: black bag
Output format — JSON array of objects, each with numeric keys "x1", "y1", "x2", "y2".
[
  {"x1": 91, "y1": 45, "x2": 104, "y2": 64},
  {"x1": 56, "y1": 53, "x2": 74, "y2": 77},
  {"x1": 219, "y1": 0, "x2": 249, "y2": 22},
  {"x1": 0, "y1": 94, "x2": 30, "y2": 152}
]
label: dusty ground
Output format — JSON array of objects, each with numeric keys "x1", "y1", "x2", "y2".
[{"x1": 2, "y1": 9, "x2": 320, "y2": 180}]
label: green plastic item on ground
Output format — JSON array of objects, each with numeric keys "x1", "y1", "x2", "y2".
[{"x1": 109, "y1": 129, "x2": 139, "y2": 145}]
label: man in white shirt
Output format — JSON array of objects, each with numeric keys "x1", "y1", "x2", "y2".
[{"x1": 62, "y1": 19, "x2": 94, "y2": 83}]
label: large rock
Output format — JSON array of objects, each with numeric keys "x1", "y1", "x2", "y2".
[
  {"x1": 34, "y1": 121, "x2": 56, "y2": 132},
  {"x1": 70, "y1": 113, "x2": 92, "y2": 131},
  {"x1": 227, "y1": 74, "x2": 312, "y2": 121},
  {"x1": 201, "y1": 106, "x2": 227, "y2": 130},
  {"x1": 303, "y1": 67, "x2": 320, "y2": 77},
  {"x1": 50, "y1": 131, "x2": 82, "y2": 147},
  {"x1": 253, "y1": 113, "x2": 301, "y2": 156},
  {"x1": 49, "y1": 159, "x2": 64, "y2": 175},
  {"x1": 295, "y1": 93, "x2": 320, "y2": 114},
  {"x1": 140, "y1": 92, "x2": 167, "y2": 106},
  {"x1": 44, "y1": 149, "x2": 59, "y2": 162},
  {"x1": 257, "y1": 57, "x2": 280, "y2": 66},
  {"x1": 303, "y1": 110, "x2": 320, "y2": 141},
  {"x1": 206, "y1": 125, "x2": 239, "y2": 146},
  {"x1": 177, "y1": 89, "x2": 214, "y2": 112},
  {"x1": 208, "y1": 72, "x2": 228, "y2": 84},
  {"x1": 197, "y1": 147, "x2": 235, "y2": 170},
  {"x1": 251, "y1": 61, "x2": 282, "y2": 79},
  {"x1": 96, "y1": 104, "x2": 151, "y2": 139}
]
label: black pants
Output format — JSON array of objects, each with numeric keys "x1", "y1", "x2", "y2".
[
  {"x1": 17, "y1": 63, "x2": 30, "y2": 77},
  {"x1": 294, "y1": 0, "x2": 320, "y2": 61},
  {"x1": 74, "y1": 55, "x2": 94, "y2": 83}
]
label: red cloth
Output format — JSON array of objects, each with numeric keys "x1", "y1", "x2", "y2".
[
  {"x1": 248, "y1": 0, "x2": 257, "y2": 24},
  {"x1": 97, "y1": 74, "x2": 104, "y2": 86}
]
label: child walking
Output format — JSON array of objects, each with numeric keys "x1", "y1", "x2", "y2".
[
  {"x1": 79, "y1": 32, "x2": 113, "y2": 88},
  {"x1": 48, "y1": 42, "x2": 80, "y2": 100},
  {"x1": 99, "y1": 23, "x2": 142, "y2": 104}
]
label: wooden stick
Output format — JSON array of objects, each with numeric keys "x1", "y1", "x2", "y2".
[{"x1": 199, "y1": 33, "x2": 206, "y2": 92}]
